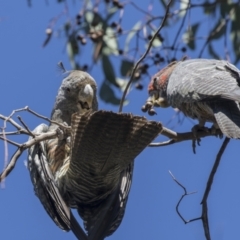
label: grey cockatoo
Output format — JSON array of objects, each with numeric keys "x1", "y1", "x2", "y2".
[
  {"x1": 28, "y1": 70, "x2": 162, "y2": 239},
  {"x1": 146, "y1": 58, "x2": 240, "y2": 139}
]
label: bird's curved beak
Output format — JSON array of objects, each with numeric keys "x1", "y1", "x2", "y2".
[
  {"x1": 78, "y1": 84, "x2": 94, "y2": 112},
  {"x1": 149, "y1": 90, "x2": 159, "y2": 101},
  {"x1": 148, "y1": 91, "x2": 170, "y2": 108}
]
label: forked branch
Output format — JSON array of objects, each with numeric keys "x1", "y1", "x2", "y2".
[{"x1": 169, "y1": 137, "x2": 230, "y2": 240}]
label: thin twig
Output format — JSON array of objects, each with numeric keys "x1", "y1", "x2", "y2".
[
  {"x1": 149, "y1": 127, "x2": 222, "y2": 147},
  {"x1": 169, "y1": 171, "x2": 200, "y2": 224},
  {"x1": 0, "y1": 131, "x2": 23, "y2": 136},
  {"x1": 0, "y1": 130, "x2": 58, "y2": 182},
  {"x1": 17, "y1": 116, "x2": 35, "y2": 137},
  {"x1": 149, "y1": 139, "x2": 175, "y2": 147},
  {"x1": 0, "y1": 114, "x2": 27, "y2": 132},
  {"x1": 130, "y1": 1, "x2": 154, "y2": 17},
  {"x1": 0, "y1": 136, "x2": 21, "y2": 147},
  {"x1": 118, "y1": 0, "x2": 173, "y2": 112},
  {"x1": 198, "y1": 17, "x2": 228, "y2": 58},
  {"x1": 1, "y1": 127, "x2": 8, "y2": 188},
  {"x1": 0, "y1": 107, "x2": 28, "y2": 186},
  {"x1": 26, "y1": 107, "x2": 70, "y2": 129},
  {"x1": 1, "y1": 106, "x2": 69, "y2": 130},
  {"x1": 171, "y1": 0, "x2": 189, "y2": 51}
]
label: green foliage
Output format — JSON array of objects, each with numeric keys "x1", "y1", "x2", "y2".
[
  {"x1": 100, "y1": 81, "x2": 128, "y2": 105},
  {"x1": 182, "y1": 23, "x2": 199, "y2": 50},
  {"x1": 102, "y1": 55, "x2": 119, "y2": 87},
  {"x1": 120, "y1": 60, "x2": 134, "y2": 77},
  {"x1": 40, "y1": 0, "x2": 240, "y2": 105}
]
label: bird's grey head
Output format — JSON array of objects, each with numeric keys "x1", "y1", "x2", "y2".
[
  {"x1": 51, "y1": 70, "x2": 98, "y2": 124},
  {"x1": 147, "y1": 61, "x2": 178, "y2": 108},
  {"x1": 148, "y1": 72, "x2": 170, "y2": 108}
]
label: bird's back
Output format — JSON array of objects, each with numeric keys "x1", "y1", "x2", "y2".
[{"x1": 167, "y1": 58, "x2": 240, "y2": 106}]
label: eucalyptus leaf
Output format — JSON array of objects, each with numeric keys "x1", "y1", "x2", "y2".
[
  {"x1": 85, "y1": 11, "x2": 94, "y2": 24},
  {"x1": 125, "y1": 21, "x2": 142, "y2": 52},
  {"x1": 106, "y1": 7, "x2": 118, "y2": 21},
  {"x1": 102, "y1": 54, "x2": 119, "y2": 87},
  {"x1": 220, "y1": 2, "x2": 232, "y2": 17},
  {"x1": 209, "y1": 19, "x2": 226, "y2": 40},
  {"x1": 100, "y1": 81, "x2": 128, "y2": 105},
  {"x1": 120, "y1": 60, "x2": 134, "y2": 76},
  {"x1": 179, "y1": 0, "x2": 189, "y2": 17},
  {"x1": 151, "y1": 35, "x2": 162, "y2": 48},
  {"x1": 67, "y1": 35, "x2": 79, "y2": 60},
  {"x1": 182, "y1": 23, "x2": 199, "y2": 50},
  {"x1": 115, "y1": 78, "x2": 128, "y2": 92},
  {"x1": 103, "y1": 27, "x2": 118, "y2": 55},
  {"x1": 203, "y1": 0, "x2": 216, "y2": 15}
]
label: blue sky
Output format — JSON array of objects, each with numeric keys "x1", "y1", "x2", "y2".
[{"x1": 1, "y1": 1, "x2": 240, "y2": 240}]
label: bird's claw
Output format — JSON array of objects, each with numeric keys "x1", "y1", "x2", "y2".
[{"x1": 191, "y1": 125, "x2": 208, "y2": 154}]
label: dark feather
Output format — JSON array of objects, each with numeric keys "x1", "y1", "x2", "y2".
[
  {"x1": 59, "y1": 110, "x2": 162, "y2": 238},
  {"x1": 28, "y1": 124, "x2": 87, "y2": 240},
  {"x1": 210, "y1": 101, "x2": 240, "y2": 138}
]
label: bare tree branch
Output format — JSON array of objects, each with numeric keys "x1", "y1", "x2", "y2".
[
  {"x1": 169, "y1": 171, "x2": 200, "y2": 224},
  {"x1": 0, "y1": 131, "x2": 23, "y2": 136},
  {"x1": 0, "y1": 130, "x2": 58, "y2": 182},
  {"x1": 0, "y1": 114, "x2": 28, "y2": 133},
  {"x1": 0, "y1": 107, "x2": 70, "y2": 130},
  {"x1": 149, "y1": 127, "x2": 222, "y2": 147},
  {"x1": 0, "y1": 136, "x2": 21, "y2": 147},
  {"x1": 17, "y1": 115, "x2": 35, "y2": 137},
  {"x1": 26, "y1": 106, "x2": 70, "y2": 129},
  {"x1": 169, "y1": 137, "x2": 230, "y2": 240}
]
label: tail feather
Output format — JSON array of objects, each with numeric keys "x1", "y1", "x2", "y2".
[{"x1": 211, "y1": 101, "x2": 240, "y2": 138}]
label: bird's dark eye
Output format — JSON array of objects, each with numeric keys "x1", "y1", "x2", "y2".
[
  {"x1": 66, "y1": 88, "x2": 70, "y2": 92},
  {"x1": 153, "y1": 77, "x2": 157, "y2": 82}
]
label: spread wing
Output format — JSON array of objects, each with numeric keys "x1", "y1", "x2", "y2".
[
  {"x1": 60, "y1": 110, "x2": 162, "y2": 239},
  {"x1": 28, "y1": 124, "x2": 87, "y2": 240}
]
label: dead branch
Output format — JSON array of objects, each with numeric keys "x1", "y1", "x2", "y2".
[
  {"x1": 1, "y1": 106, "x2": 70, "y2": 130},
  {"x1": 0, "y1": 130, "x2": 58, "y2": 182},
  {"x1": 0, "y1": 131, "x2": 25, "y2": 136},
  {"x1": 26, "y1": 107, "x2": 71, "y2": 130},
  {"x1": 17, "y1": 115, "x2": 35, "y2": 137},
  {"x1": 0, "y1": 114, "x2": 29, "y2": 134},
  {"x1": 0, "y1": 107, "x2": 70, "y2": 185},
  {"x1": 149, "y1": 127, "x2": 222, "y2": 147},
  {"x1": 118, "y1": 0, "x2": 173, "y2": 112},
  {"x1": 169, "y1": 171, "x2": 200, "y2": 224},
  {"x1": 0, "y1": 108, "x2": 224, "y2": 183},
  {"x1": 0, "y1": 136, "x2": 21, "y2": 147},
  {"x1": 169, "y1": 137, "x2": 230, "y2": 240}
]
